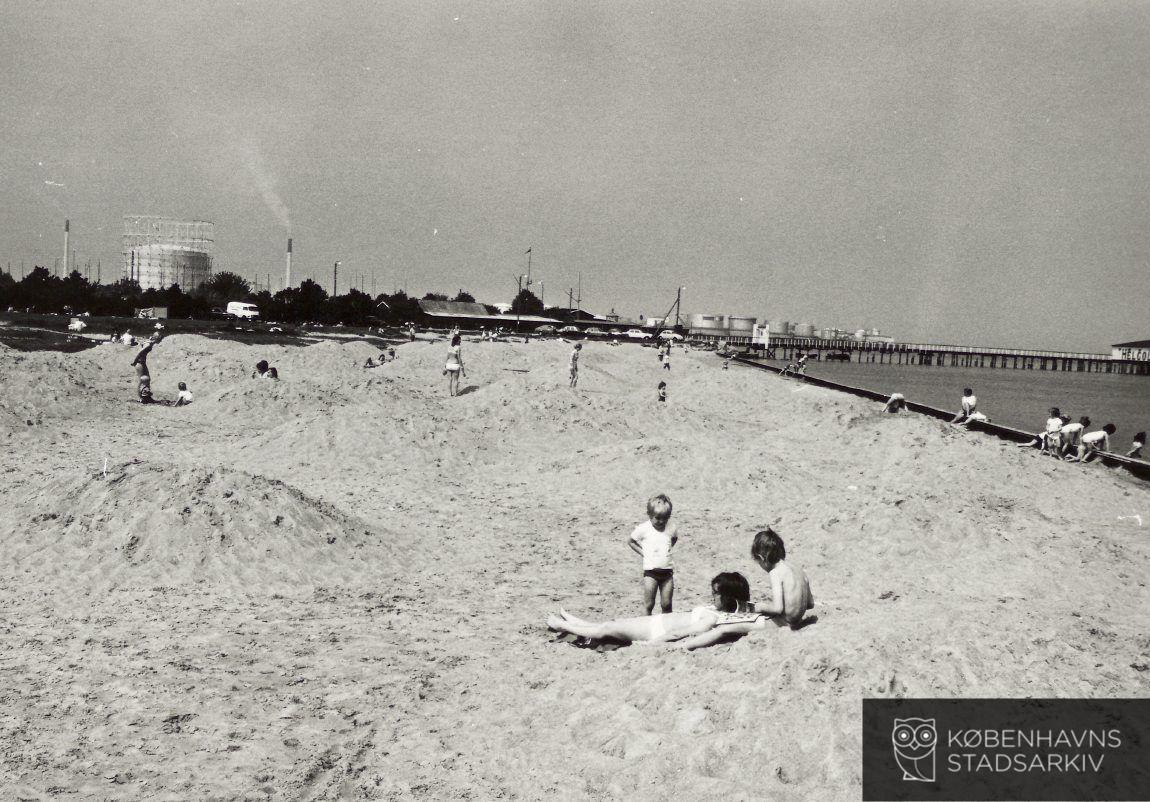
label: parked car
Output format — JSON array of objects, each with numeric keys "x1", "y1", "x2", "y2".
[
  {"x1": 535, "y1": 324, "x2": 557, "y2": 334},
  {"x1": 558, "y1": 325, "x2": 581, "y2": 335},
  {"x1": 584, "y1": 327, "x2": 606, "y2": 336},
  {"x1": 657, "y1": 331, "x2": 684, "y2": 342},
  {"x1": 624, "y1": 328, "x2": 652, "y2": 340},
  {"x1": 824, "y1": 351, "x2": 851, "y2": 361},
  {"x1": 208, "y1": 307, "x2": 231, "y2": 320}
]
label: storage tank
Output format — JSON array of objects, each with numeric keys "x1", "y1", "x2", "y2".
[
  {"x1": 689, "y1": 313, "x2": 726, "y2": 330},
  {"x1": 727, "y1": 315, "x2": 756, "y2": 333},
  {"x1": 122, "y1": 216, "x2": 214, "y2": 291},
  {"x1": 794, "y1": 322, "x2": 815, "y2": 337},
  {"x1": 855, "y1": 329, "x2": 867, "y2": 339},
  {"x1": 767, "y1": 320, "x2": 789, "y2": 334}
]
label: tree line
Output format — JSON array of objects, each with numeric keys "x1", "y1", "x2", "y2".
[{"x1": 0, "y1": 267, "x2": 556, "y2": 325}]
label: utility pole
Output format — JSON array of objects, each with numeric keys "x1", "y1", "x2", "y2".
[
  {"x1": 513, "y1": 273, "x2": 525, "y2": 332},
  {"x1": 97, "y1": 260, "x2": 101, "y2": 284},
  {"x1": 333, "y1": 261, "x2": 340, "y2": 296}
]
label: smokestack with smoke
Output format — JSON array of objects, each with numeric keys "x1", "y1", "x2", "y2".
[
  {"x1": 63, "y1": 219, "x2": 69, "y2": 277},
  {"x1": 286, "y1": 237, "x2": 293, "y2": 289}
]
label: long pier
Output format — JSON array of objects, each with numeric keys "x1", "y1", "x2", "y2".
[
  {"x1": 719, "y1": 335, "x2": 1150, "y2": 375},
  {"x1": 730, "y1": 354, "x2": 1150, "y2": 482}
]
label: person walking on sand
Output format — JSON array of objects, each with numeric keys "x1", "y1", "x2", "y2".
[
  {"x1": 444, "y1": 333, "x2": 465, "y2": 396},
  {"x1": 569, "y1": 343, "x2": 582, "y2": 388},
  {"x1": 950, "y1": 388, "x2": 978, "y2": 424}
]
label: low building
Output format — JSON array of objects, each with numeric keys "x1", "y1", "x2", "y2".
[
  {"x1": 417, "y1": 299, "x2": 560, "y2": 330},
  {"x1": 1112, "y1": 339, "x2": 1150, "y2": 361}
]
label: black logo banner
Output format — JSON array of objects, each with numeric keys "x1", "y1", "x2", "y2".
[{"x1": 862, "y1": 699, "x2": 1150, "y2": 801}]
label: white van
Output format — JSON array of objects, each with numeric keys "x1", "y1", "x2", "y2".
[{"x1": 226, "y1": 301, "x2": 260, "y2": 320}]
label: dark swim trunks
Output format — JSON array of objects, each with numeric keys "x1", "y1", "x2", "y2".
[{"x1": 643, "y1": 568, "x2": 673, "y2": 582}]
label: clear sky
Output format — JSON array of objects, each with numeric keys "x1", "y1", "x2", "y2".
[{"x1": 2, "y1": 1, "x2": 1147, "y2": 350}]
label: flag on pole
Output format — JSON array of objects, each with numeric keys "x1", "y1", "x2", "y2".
[{"x1": 525, "y1": 247, "x2": 531, "y2": 254}]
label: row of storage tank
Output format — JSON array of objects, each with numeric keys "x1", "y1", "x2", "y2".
[{"x1": 687, "y1": 314, "x2": 881, "y2": 340}]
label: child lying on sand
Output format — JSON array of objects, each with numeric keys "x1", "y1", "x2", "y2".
[{"x1": 548, "y1": 572, "x2": 770, "y2": 650}]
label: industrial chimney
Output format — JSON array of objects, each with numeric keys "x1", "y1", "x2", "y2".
[
  {"x1": 63, "y1": 219, "x2": 69, "y2": 277},
  {"x1": 285, "y1": 237, "x2": 293, "y2": 289}
]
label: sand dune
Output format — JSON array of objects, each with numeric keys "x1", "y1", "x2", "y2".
[{"x1": 1, "y1": 334, "x2": 1147, "y2": 799}]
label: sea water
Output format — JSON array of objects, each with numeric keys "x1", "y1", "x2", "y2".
[{"x1": 756, "y1": 359, "x2": 1150, "y2": 445}]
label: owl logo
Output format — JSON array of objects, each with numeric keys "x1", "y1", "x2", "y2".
[{"x1": 891, "y1": 717, "x2": 936, "y2": 782}]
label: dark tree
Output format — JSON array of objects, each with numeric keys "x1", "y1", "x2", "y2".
[
  {"x1": 510, "y1": 288, "x2": 544, "y2": 316},
  {"x1": 199, "y1": 272, "x2": 253, "y2": 305}
]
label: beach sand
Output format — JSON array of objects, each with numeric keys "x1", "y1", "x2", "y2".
[{"x1": 1, "y1": 334, "x2": 1148, "y2": 800}]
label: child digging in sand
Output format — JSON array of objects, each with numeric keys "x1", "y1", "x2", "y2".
[
  {"x1": 628, "y1": 494, "x2": 678, "y2": 614},
  {"x1": 750, "y1": 528, "x2": 814, "y2": 628}
]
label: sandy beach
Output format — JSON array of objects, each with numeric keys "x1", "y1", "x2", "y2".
[{"x1": 1, "y1": 334, "x2": 1148, "y2": 800}]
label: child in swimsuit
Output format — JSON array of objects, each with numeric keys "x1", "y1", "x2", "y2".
[{"x1": 627, "y1": 494, "x2": 677, "y2": 614}]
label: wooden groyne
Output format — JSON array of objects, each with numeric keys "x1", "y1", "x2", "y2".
[
  {"x1": 726, "y1": 335, "x2": 1150, "y2": 375},
  {"x1": 730, "y1": 354, "x2": 1150, "y2": 482}
]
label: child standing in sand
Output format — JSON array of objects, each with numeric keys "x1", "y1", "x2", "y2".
[
  {"x1": 750, "y1": 528, "x2": 814, "y2": 628},
  {"x1": 627, "y1": 494, "x2": 678, "y2": 615}
]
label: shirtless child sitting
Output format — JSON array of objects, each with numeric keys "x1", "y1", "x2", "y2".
[{"x1": 750, "y1": 527, "x2": 814, "y2": 628}]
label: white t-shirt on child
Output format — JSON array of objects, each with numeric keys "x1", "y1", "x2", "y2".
[
  {"x1": 631, "y1": 520, "x2": 676, "y2": 570},
  {"x1": 961, "y1": 395, "x2": 977, "y2": 414},
  {"x1": 177, "y1": 389, "x2": 194, "y2": 404},
  {"x1": 1083, "y1": 430, "x2": 1109, "y2": 450}
]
